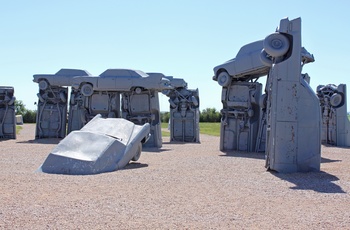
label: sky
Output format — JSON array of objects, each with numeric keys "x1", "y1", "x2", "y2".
[{"x1": 1, "y1": 1, "x2": 350, "y2": 112}]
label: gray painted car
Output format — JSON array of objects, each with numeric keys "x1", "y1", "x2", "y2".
[
  {"x1": 33, "y1": 69, "x2": 91, "y2": 88},
  {"x1": 213, "y1": 40, "x2": 271, "y2": 87},
  {"x1": 39, "y1": 114, "x2": 150, "y2": 175},
  {"x1": 71, "y1": 69, "x2": 172, "y2": 94}
]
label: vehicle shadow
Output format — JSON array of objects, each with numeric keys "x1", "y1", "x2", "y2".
[
  {"x1": 16, "y1": 138, "x2": 61, "y2": 144},
  {"x1": 322, "y1": 143, "x2": 350, "y2": 149},
  {"x1": 219, "y1": 153, "x2": 342, "y2": 164},
  {"x1": 270, "y1": 170, "x2": 346, "y2": 194},
  {"x1": 142, "y1": 147, "x2": 172, "y2": 153},
  {"x1": 321, "y1": 157, "x2": 342, "y2": 163},
  {"x1": 0, "y1": 138, "x2": 13, "y2": 142},
  {"x1": 123, "y1": 162, "x2": 149, "y2": 170},
  {"x1": 162, "y1": 141, "x2": 201, "y2": 145},
  {"x1": 219, "y1": 150, "x2": 265, "y2": 160}
]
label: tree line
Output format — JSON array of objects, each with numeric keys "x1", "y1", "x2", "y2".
[
  {"x1": 161, "y1": 108, "x2": 221, "y2": 123},
  {"x1": 15, "y1": 100, "x2": 222, "y2": 123},
  {"x1": 15, "y1": 100, "x2": 37, "y2": 123}
]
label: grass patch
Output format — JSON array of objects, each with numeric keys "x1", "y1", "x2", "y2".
[
  {"x1": 199, "y1": 122, "x2": 221, "y2": 136},
  {"x1": 161, "y1": 123, "x2": 170, "y2": 137},
  {"x1": 161, "y1": 122, "x2": 221, "y2": 137},
  {"x1": 16, "y1": 125, "x2": 23, "y2": 135},
  {"x1": 161, "y1": 131, "x2": 170, "y2": 137}
]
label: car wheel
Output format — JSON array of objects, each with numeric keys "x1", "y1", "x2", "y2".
[
  {"x1": 37, "y1": 93, "x2": 45, "y2": 103},
  {"x1": 38, "y1": 80, "x2": 49, "y2": 90},
  {"x1": 59, "y1": 92, "x2": 67, "y2": 103},
  {"x1": 132, "y1": 143, "x2": 142, "y2": 161},
  {"x1": 169, "y1": 99, "x2": 177, "y2": 109},
  {"x1": 135, "y1": 87, "x2": 142, "y2": 94},
  {"x1": 259, "y1": 94, "x2": 267, "y2": 109},
  {"x1": 80, "y1": 83, "x2": 93, "y2": 97},
  {"x1": 7, "y1": 96, "x2": 15, "y2": 105},
  {"x1": 191, "y1": 96, "x2": 199, "y2": 107},
  {"x1": 330, "y1": 93, "x2": 344, "y2": 108},
  {"x1": 263, "y1": 33, "x2": 290, "y2": 57},
  {"x1": 162, "y1": 89, "x2": 171, "y2": 96},
  {"x1": 260, "y1": 50, "x2": 273, "y2": 67},
  {"x1": 70, "y1": 94, "x2": 76, "y2": 105},
  {"x1": 217, "y1": 71, "x2": 231, "y2": 87}
]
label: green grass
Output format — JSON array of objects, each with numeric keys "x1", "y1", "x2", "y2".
[
  {"x1": 161, "y1": 123, "x2": 169, "y2": 129},
  {"x1": 161, "y1": 131, "x2": 170, "y2": 137},
  {"x1": 16, "y1": 125, "x2": 23, "y2": 135},
  {"x1": 161, "y1": 122, "x2": 220, "y2": 137},
  {"x1": 199, "y1": 122, "x2": 221, "y2": 136},
  {"x1": 161, "y1": 123, "x2": 170, "y2": 137}
]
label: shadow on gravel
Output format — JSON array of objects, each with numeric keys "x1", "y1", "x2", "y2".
[
  {"x1": 162, "y1": 141, "x2": 201, "y2": 145},
  {"x1": 271, "y1": 171, "x2": 346, "y2": 194},
  {"x1": 143, "y1": 147, "x2": 172, "y2": 153},
  {"x1": 322, "y1": 144, "x2": 350, "y2": 150},
  {"x1": 321, "y1": 157, "x2": 342, "y2": 163},
  {"x1": 219, "y1": 151, "x2": 265, "y2": 160},
  {"x1": 123, "y1": 162, "x2": 149, "y2": 170},
  {"x1": 16, "y1": 138, "x2": 61, "y2": 144},
  {"x1": 0, "y1": 138, "x2": 13, "y2": 142}
]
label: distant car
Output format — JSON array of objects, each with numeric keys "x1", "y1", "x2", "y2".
[
  {"x1": 71, "y1": 69, "x2": 173, "y2": 96},
  {"x1": 317, "y1": 84, "x2": 345, "y2": 108},
  {"x1": 160, "y1": 76, "x2": 188, "y2": 96},
  {"x1": 213, "y1": 40, "x2": 271, "y2": 87},
  {"x1": 39, "y1": 115, "x2": 150, "y2": 175}
]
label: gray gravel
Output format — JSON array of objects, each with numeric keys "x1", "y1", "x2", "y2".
[{"x1": 0, "y1": 124, "x2": 350, "y2": 229}]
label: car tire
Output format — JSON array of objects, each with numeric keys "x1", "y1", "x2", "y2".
[
  {"x1": 132, "y1": 143, "x2": 142, "y2": 161},
  {"x1": 60, "y1": 92, "x2": 67, "y2": 103},
  {"x1": 260, "y1": 50, "x2": 273, "y2": 67},
  {"x1": 330, "y1": 93, "x2": 344, "y2": 108},
  {"x1": 259, "y1": 94, "x2": 267, "y2": 109},
  {"x1": 70, "y1": 94, "x2": 76, "y2": 105},
  {"x1": 37, "y1": 93, "x2": 45, "y2": 103},
  {"x1": 7, "y1": 96, "x2": 15, "y2": 105},
  {"x1": 169, "y1": 99, "x2": 177, "y2": 108},
  {"x1": 38, "y1": 80, "x2": 49, "y2": 90},
  {"x1": 80, "y1": 84, "x2": 94, "y2": 97},
  {"x1": 217, "y1": 71, "x2": 231, "y2": 87},
  {"x1": 135, "y1": 87, "x2": 143, "y2": 94},
  {"x1": 263, "y1": 33, "x2": 290, "y2": 57},
  {"x1": 191, "y1": 96, "x2": 199, "y2": 107},
  {"x1": 162, "y1": 89, "x2": 171, "y2": 96}
]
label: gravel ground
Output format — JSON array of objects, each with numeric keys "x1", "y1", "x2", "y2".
[{"x1": 0, "y1": 124, "x2": 350, "y2": 229}]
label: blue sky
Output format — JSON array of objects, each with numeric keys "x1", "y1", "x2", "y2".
[{"x1": 1, "y1": 1, "x2": 349, "y2": 112}]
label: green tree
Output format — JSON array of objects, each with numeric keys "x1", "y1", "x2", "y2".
[
  {"x1": 14, "y1": 100, "x2": 37, "y2": 123},
  {"x1": 15, "y1": 100, "x2": 27, "y2": 116},
  {"x1": 160, "y1": 112, "x2": 170, "y2": 123},
  {"x1": 23, "y1": 110, "x2": 37, "y2": 123},
  {"x1": 200, "y1": 108, "x2": 221, "y2": 122}
]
